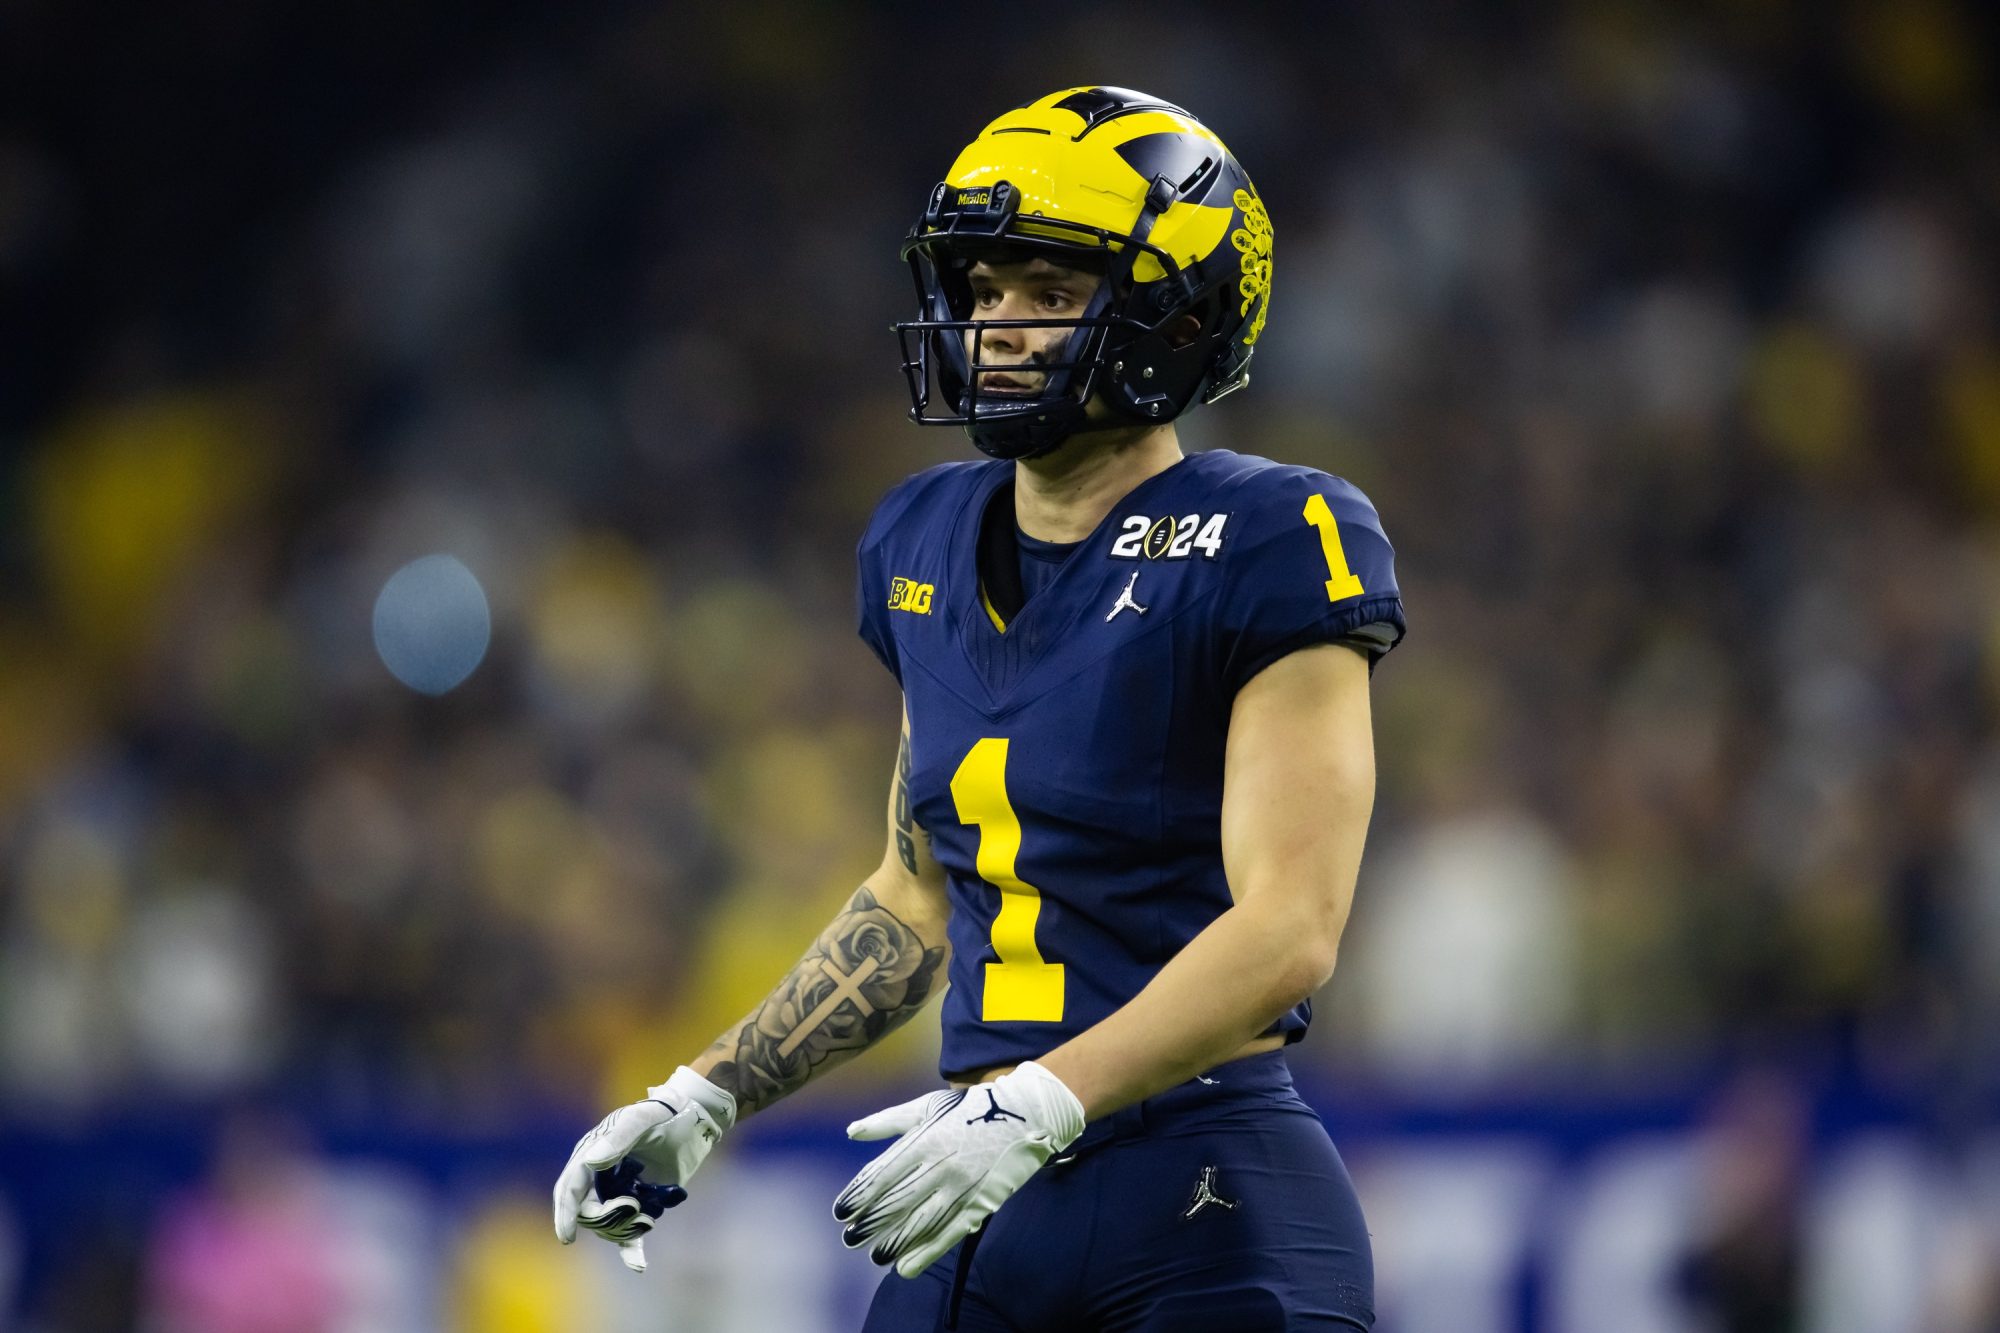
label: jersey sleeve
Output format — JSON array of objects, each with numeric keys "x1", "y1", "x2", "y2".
[
  {"x1": 1217, "y1": 471, "x2": 1407, "y2": 694},
  {"x1": 856, "y1": 579, "x2": 898, "y2": 682},
  {"x1": 855, "y1": 463, "x2": 967, "y2": 683},
  {"x1": 855, "y1": 496, "x2": 904, "y2": 683}
]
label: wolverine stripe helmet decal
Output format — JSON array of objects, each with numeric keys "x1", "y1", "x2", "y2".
[{"x1": 895, "y1": 86, "x2": 1274, "y2": 460}]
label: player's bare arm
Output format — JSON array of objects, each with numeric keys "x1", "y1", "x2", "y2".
[
  {"x1": 553, "y1": 706, "x2": 948, "y2": 1269},
  {"x1": 693, "y1": 707, "x2": 952, "y2": 1118},
  {"x1": 1035, "y1": 640, "x2": 1375, "y2": 1118}
]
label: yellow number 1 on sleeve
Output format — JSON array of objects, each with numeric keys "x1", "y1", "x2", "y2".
[
  {"x1": 1303, "y1": 492, "x2": 1366, "y2": 602},
  {"x1": 950, "y1": 738, "x2": 1065, "y2": 1022}
]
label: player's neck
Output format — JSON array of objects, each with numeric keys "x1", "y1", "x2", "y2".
[{"x1": 1012, "y1": 423, "x2": 1183, "y2": 544}]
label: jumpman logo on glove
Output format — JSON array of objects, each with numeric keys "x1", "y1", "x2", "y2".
[
  {"x1": 836, "y1": 1062, "x2": 1087, "y2": 1277},
  {"x1": 966, "y1": 1090, "x2": 1027, "y2": 1126}
]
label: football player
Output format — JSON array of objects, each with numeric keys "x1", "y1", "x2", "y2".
[{"x1": 555, "y1": 86, "x2": 1404, "y2": 1330}]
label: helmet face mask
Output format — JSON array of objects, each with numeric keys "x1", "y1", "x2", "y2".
[
  {"x1": 898, "y1": 189, "x2": 1196, "y2": 459},
  {"x1": 895, "y1": 87, "x2": 1273, "y2": 461}
]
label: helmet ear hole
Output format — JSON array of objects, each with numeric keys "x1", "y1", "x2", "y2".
[{"x1": 1165, "y1": 313, "x2": 1203, "y2": 350}]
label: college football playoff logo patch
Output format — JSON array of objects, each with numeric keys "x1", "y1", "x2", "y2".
[{"x1": 1109, "y1": 513, "x2": 1231, "y2": 561}]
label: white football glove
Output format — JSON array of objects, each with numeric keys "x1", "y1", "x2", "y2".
[
  {"x1": 833, "y1": 1061, "x2": 1085, "y2": 1277},
  {"x1": 552, "y1": 1065, "x2": 737, "y2": 1273}
]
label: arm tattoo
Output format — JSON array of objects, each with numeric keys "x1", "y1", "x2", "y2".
[
  {"x1": 702, "y1": 886, "x2": 948, "y2": 1115},
  {"x1": 894, "y1": 729, "x2": 919, "y2": 875}
]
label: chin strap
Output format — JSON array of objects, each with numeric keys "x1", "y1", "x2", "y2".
[{"x1": 1017, "y1": 407, "x2": 1165, "y2": 458}]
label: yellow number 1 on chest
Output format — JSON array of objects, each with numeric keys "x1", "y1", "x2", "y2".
[
  {"x1": 1303, "y1": 492, "x2": 1366, "y2": 601},
  {"x1": 950, "y1": 738, "x2": 1065, "y2": 1022}
]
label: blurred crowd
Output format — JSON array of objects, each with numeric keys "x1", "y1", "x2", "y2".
[
  {"x1": 3, "y1": 1, "x2": 2000, "y2": 1321},
  {"x1": 6, "y1": 0, "x2": 1999, "y2": 1115}
]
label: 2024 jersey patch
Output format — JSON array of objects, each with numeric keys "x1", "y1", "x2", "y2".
[{"x1": 1109, "y1": 512, "x2": 1231, "y2": 561}]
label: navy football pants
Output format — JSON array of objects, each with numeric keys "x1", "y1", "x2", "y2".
[{"x1": 860, "y1": 1052, "x2": 1374, "y2": 1332}]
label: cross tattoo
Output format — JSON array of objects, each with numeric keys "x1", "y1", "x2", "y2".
[{"x1": 776, "y1": 954, "x2": 883, "y2": 1059}]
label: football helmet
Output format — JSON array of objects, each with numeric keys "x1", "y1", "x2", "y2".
[{"x1": 896, "y1": 86, "x2": 1274, "y2": 460}]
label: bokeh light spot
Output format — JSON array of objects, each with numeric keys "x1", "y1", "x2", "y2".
[{"x1": 372, "y1": 555, "x2": 491, "y2": 695}]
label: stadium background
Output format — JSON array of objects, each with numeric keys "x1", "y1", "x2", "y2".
[{"x1": 3, "y1": 0, "x2": 1998, "y2": 1328}]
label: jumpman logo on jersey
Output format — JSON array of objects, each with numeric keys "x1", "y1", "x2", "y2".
[
  {"x1": 1182, "y1": 1165, "x2": 1239, "y2": 1219},
  {"x1": 1106, "y1": 570, "x2": 1148, "y2": 622},
  {"x1": 965, "y1": 1090, "x2": 1027, "y2": 1126}
]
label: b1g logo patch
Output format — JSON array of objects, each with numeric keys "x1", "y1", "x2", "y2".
[
  {"x1": 887, "y1": 577, "x2": 934, "y2": 614},
  {"x1": 1110, "y1": 513, "x2": 1230, "y2": 561}
]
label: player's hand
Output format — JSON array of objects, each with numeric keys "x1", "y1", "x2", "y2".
[
  {"x1": 833, "y1": 1061, "x2": 1085, "y2": 1277},
  {"x1": 552, "y1": 1065, "x2": 737, "y2": 1273}
]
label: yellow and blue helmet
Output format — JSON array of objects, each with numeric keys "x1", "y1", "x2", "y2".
[{"x1": 896, "y1": 86, "x2": 1273, "y2": 459}]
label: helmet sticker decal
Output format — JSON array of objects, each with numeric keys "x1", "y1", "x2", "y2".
[{"x1": 1231, "y1": 188, "x2": 1273, "y2": 346}]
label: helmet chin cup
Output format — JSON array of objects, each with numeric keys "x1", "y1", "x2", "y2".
[{"x1": 963, "y1": 394, "x2": 1092, "y2": 461}]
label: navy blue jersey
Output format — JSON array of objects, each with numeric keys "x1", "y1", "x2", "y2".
[{"x1": 856, "y1": 449, "x2": 1405, "y2": 1078}]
